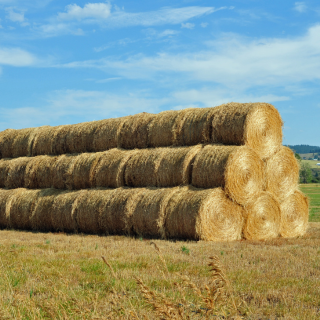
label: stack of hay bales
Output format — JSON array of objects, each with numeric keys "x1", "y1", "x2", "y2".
[{"x1": 0, "y1": 102, "x2": 308, "y2": 240}]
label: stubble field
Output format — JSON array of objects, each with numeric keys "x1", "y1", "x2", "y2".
[{"x1": 0, "y1": 184, "x2": 319, "y2": 319}]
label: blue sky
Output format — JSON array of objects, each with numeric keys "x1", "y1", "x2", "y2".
[{"x1": 0, "y1": 0, "x2": 319, "y2": 145}]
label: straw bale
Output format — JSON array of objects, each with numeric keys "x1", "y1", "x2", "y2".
[
  {"x1": 30, "y1": 188, "x2": 62, "y2": 231},
  {"x1": 280, "y1": 189, "x2": 309, "y2": 238},
  {"x1": 51, "y1": 154, "x2": 78, "y2": 189},
  {"x1": 0, "y1": 189, "x2": 19, "y2": 228},
  {"x1": 0, "y1": 129, "x2": 17, "y2": 158},
  {"x1": 192, "y1": 145, "x2": 264, "y2": 205},
  {"x1": 118, "y1": 112, "x2": 155, "y2": 149},
  {"x1": 65, "y1": 153, "x2": 101, "y2": 189},
  {"x1": 130, "y1": 187, "x2": 178, "y2": 238},
  {"x1": 24, "y1": 155, "x2": 58, "y2": 189},
  {"x1": 93, "y1": 149, "x2": 137, "y2": 188},
  {"x1": 265, "y1": 146, "x2": 300, "y2": 202},
  {"x1": 211, "y1": 102, "x2": 283, "y2": 160},
  {"x1": 164, "y1": 186, "x2": 244, "y2": 241},
  {"x1": 31, "y1": 126, "x2": 60, "y2": 156},
  {"x1": 5, "y1": 157, "x2": 31, "y2": 189},
  {"x1": 51, "y1": 190, "x2": 82, "y2": 232},
  {"x1": 72, "y1": 189, "x2": 107, "y2": 234},
  {"x1": 147, "y1": 110, "x2": 179, "y2": 147},
  {"x1": 99, "y1": 187, "x2": 143, "y2": 235},
  {"x1": 92, "y1": 117, "x2": 129, "y2": 152},
  {"x1": 7, "y1": 188, "x2": 41, "y2": 230},
  {"x1": 0, "y1": 159, "x2": 10, "y2": 188},
  {"x1": 243, "y1": 191, "x2": 280, "y2": 240},
  {"x1": 10, "y1": 128, "x2": 34, "y2": 158},
  {"x1": 51, "y1": 125, "x2": 73, "y2": 155},
  {"x1": 174, "y1": 108, "x2": 214, "y2": 146}
]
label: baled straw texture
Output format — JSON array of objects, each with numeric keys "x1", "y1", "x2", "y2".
[
  {"x1": 130, "y1": 187, "x2": 178, "y2": 238},
  {"x1": 174, "y1": 108, "x2": 214, "y2": 146},
  {"x1": 24, "y1": 155, "x2": 58, "y2": 189},
  {"x1": 31, "y1": 126, "x2": 59, "y2": 156},
  {"x1": 51, "y1": 190, "x2": 81, "y2": 232},
  {"x1": 125, "y1": 145, "x2": 201, "y2": 188},
  {"x1": 280, "y1": 189, "x2": 309, "y2": 238},
  {"x1": 243, "y1": 191, "x2": 280, "y2": 240},
  {"x1": 72, "y1": 189, "x2": 106, "y2": 234},
  {"x1": 265, "y1": 146, "x2": 300, "y2": 202},
  {"x1": 0, "y1": 129, "x2": 16, "y2": 158},
  {"x1": 211, "y1": 102, "x2": 283, "y2": 160},
  {"x1": 192, "y1": 145, "x2": 264, "y2": 206},
  {"x1": 99, "y1": 187, "x2": 144, "y2": 235},
  {"x1": 118, "y1": 112, "x2": 155, "y2": 149},
  {"x1": 6, "y1": 188, "x2": 41, "y2": 230},
  {"x1": 164, "y1": 186, "x2": 244, "y2": 241},
  {"x1": 65, "y1": 153, "x2": 101, "y2": 189},
  {"x1": 52, "y1": 154, "x2": 78, "y2": 189},
  {"x1": 92, "y1": 117, "x2": 129, "y2": 152},
  {"x1": 0, "y1": 189, "x2": 19, "y2": 228},
  {"x1": 0, "y1": 159, "x2": 10, "y2": 188},
  {"x1": 5, "y1": 157, "x2": 31, "y2": 189},
  {"x1": 31, "y1": 188, "x2": 62, "y2": 231},
  {"x1": 92, "y1": 149, "x2": 137, "y2": 188}
]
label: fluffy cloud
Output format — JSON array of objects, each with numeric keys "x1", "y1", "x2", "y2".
[
  {"x1": 5, "y1": 7, "x2": 29, "y2": 26},
  {"x1": 0, "y1": 47, "x2": 36, "y2": 66},
  {"x1": 181, "y1": 22, "x2": 194, "y2": 29},
  {"x1": 294, "y1": 2, "x2": 307, "y2": 13}
]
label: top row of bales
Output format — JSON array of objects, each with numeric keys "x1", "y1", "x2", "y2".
[{"x1": 0, "y1": 102, "x2": 283, "y2": 161}]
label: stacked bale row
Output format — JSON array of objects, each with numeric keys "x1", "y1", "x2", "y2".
[{"x1": 0, "y1": 102, "x2": 308, "y2": 240}]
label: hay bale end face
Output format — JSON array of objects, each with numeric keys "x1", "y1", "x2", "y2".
[
  {"x1": 280, "y1": 189, "x2": 309, "y2": 238},
  {"x1": 192, "y1": 145, "x2": 264, "y2": 205},
  {"x1": 243, "y1": 191, "x2": 281, "y2": 241},
  {"x1": 265, "y1": 146, "x2": 300, "y2": 202},
  {"x1": 164, "y1": 186, "x2": 244, "y2": 241}
]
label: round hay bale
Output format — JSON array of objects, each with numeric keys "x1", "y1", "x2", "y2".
[
  {"x1": 93, "y1": 117, "x2": 129, "y2": 152},
  {"x1": 72, "y1": 189, "x2": 107, "y2": 234},
  {"x1": 51, "y1": 125, "x2": 73, "y2": 155},
  {"x1": 192, "y1": 145, "x2": 264, "y2": 205},
  {"x1": 243, "y1": 191, "x2": 280, "y2": 240},
  {"x1": 7, "y1": 188, "x2": 41, "y2": 230},
  {"x1": 265, "y1": 146, "x2": 300, "y2": 202},
  {"x1": 0, "y1": 129, "x2": 17, "y2": 158},
  {"x1": 211, "y1": 102, "x2": 283, "y2": 160},
  {"x1": 0, "y1": 189, "x2": 19, "y2": 228},
  {"x1": 147, "y1": 110, "x2": 179, "y2": 147},
  {"x1": 11, "y1": 127, "x2": 36, "y2": 158},
  {"x1": 130, "y1": 187, "x2": 178, "y2": 238},
  {"x1": 0, "y1": 159, "x2": 10, "y2": 188},
  {"x1": 24, "y1": 155, "x2": 58, "y2": 189},
  {"x1": 65, "y1": 153, "x2": 101, "y2": 189},
  {"x1": 51, "y1": 154, "x2": 78, "y2": 189},
  {"x1": 174, "y1": 108, "x2": 214, "y2": 146},
  {"x1": 118, "y1": 112, "x2": 155, "y2": 149},
  {"x1": 30, "y1": 188, "x2": 63, "y2": 232},
  {"x1": 5, "y1": 157, "x2": 31, "y2": 189},
  {"x1": 99, "y1": 187, "x2": 143, "y2": 235},
  {"x1": 51, "y1": 190, "x2": 82, "y2": 232},
  {"x1": 280, "y1": 189, "x2": 309, "y2": 238},
  {"x1": 164, "y1": 186, "x2": 244, "y2": 241},
  {"x1": 92, "y1": 149, "x2": 137, "y2": 188},
  {"x1": 31, "y1": 126, "x2": 60, "y2": 156},
  {"x1": 156, "y1": 145, "x2": 202, "y2": 187}
]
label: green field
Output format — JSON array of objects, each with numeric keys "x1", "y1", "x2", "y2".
[
  {"x1": 300, "y1": 159, "x2": 320, "y2": 169},
  {"x1": 299, "y1": 153, "x2": 319, "y2": 160},
  {"x1": 300, "y1": 183, "x2": 320, "y2": 222}
]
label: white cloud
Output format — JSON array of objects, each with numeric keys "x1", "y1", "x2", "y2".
[
  {"x1": 181, "y1": 22, "x2": 194, "y2": 29},
  {"x1": 58, "y1": 3, "x2": 111, "y2": 21},
  {"x1": 60, "y1": 24, "x2": 320, "y2": 90},
  {"x1": 5, "y1": 7, "x2": 29, "y2": 26},
  {"x1": 294, "y1": 2, "x2": 307, "y2": 13},
  {"x1": 0, "y1": 47, "x2": 36, "y2": 66},
  {"x1": 201, "y1": 22, "x2": 208, "y2": 28}
]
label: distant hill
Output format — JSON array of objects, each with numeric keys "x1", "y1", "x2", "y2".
[{"x1": 287, "y1": 145, "x2": 320, "y2": 154}]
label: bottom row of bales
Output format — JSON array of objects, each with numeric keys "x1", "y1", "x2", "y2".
[{"x1": 0, "y1": 186, "x2": 308, "y2": 241}]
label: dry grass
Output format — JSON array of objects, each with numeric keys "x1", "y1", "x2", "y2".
[{"x1": 0, "y1": 223, "x2": 319, "y2": 319}]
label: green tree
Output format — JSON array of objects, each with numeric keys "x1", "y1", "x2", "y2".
[
  {"x1": 295, "y1": 153, "x2": 301, "y2": 161},
  {"x1": 300, "y1": 162, "x2": 312, "y2": 183}
]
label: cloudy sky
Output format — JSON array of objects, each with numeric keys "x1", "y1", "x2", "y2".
[{"x1": 0, "y1": 0, "x2": 319, "y2": 145}]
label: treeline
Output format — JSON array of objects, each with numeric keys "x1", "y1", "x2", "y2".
[{"x1": 288, "y1": 145, "x2": 320, "y2": 154}]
